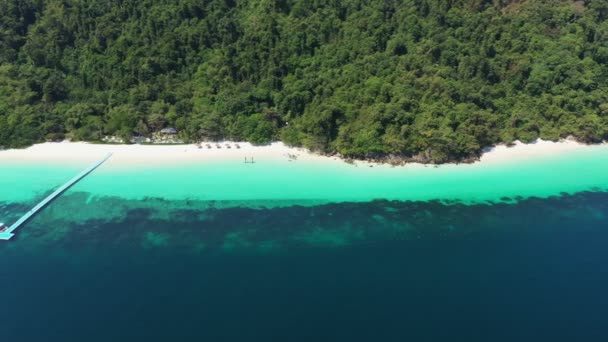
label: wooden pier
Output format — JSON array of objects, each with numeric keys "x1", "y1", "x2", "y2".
[{"x1": 0, "y1": 153, "x2": 112, "y2": 241}]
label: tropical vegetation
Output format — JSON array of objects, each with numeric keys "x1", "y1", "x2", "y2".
[{"x1": 1, "y1": 0, "x2": 607, "y2": 162}]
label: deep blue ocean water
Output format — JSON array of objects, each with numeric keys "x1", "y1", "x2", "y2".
[{"x1": 1, "y1": 192, "x2": 608, "y2": 341}]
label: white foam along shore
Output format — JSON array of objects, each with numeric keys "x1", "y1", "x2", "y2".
[{"x1": 0, "y1": 139, "x2": 605, "y2": 169}]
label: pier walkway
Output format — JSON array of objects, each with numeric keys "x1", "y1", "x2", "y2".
[{"x1": 0, "y1": 153, "x2": 112, "y2": 240}]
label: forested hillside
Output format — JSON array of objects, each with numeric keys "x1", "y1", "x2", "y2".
[{"x1": 1, "y1": 0, "x2": 607, "y2": 162}]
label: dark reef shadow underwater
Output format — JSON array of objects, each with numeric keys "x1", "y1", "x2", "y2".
[{"x1": 1, "y1": 191, "x2": 607, "y2": 341}]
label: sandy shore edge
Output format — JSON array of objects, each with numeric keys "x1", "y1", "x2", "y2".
[{"x1": 0, "y1": 139, "x2": 605, "y2": 169}]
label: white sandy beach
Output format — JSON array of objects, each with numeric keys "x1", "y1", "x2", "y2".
[
  {"x1": 0, "y1": 141, "x2": 324, "y2": 168},
  {"x1": 0, "y1": 139, "x2": 604, "y2": 169},
  {"x1": 477, "y1": 139, "x2": 600, "y2": 164}
]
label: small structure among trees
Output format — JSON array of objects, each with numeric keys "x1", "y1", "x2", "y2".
[
  {"x1": 160, "y1": 127, "x2": 178, "y2": 135},
  {"x1": 149, "y1": 127, "x2": 183, "y2": 144}
]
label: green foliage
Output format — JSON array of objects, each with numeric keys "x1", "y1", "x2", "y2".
[
  {"x1": 236, "y1": 113, "x2": 277, "y2": 145},
  {"x1": 0, "y1": 0, "x2": 607, "y2": 162}
]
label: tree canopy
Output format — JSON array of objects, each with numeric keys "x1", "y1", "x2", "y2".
[{"x1": 1, "y1": 0, "x2": 607, "y2": 162}]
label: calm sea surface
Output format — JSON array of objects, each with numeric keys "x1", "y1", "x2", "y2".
[{"x1": 1, "y1": 148, "x2": 608, "y2": 341}]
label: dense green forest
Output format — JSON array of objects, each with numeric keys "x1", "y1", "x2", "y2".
[{"x1": 1, "y1": 0, "x2": 607, "y2": 162}]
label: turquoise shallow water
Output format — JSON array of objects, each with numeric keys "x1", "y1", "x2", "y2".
[
  {"x1": 2, "y1": 145, "x2": 608, "y2": 206},
  {"x1": 1, "y1": 144, "x2": 607, "y2": 251}
]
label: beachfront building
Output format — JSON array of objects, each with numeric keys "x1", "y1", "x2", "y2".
[
  {"x1": 160, "y1": 127, "x2": 178, "y2": 135},
  {"x1": 151, "y1": 127, "x2": 184, "y2": 144}
]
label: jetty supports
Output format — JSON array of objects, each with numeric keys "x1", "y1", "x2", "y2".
[{"x1": 0, "y1": 153, "x2": 112, "y2": 241}]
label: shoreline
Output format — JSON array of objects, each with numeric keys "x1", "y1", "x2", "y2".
[
  {"x1": 1, "y1": 138, "x2": 608, "y2": 207},
  {"x1": 0, "y1": 139, "x2": 605, "y2": 169}
]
